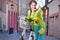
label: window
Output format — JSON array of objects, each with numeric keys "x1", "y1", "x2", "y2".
[
  {"x1": 48, "y1": 0, "x2": 53, "y2": 3},
  {"x1": 0, "y1": 0, "x2": 2, "y2": 10},
  {"x1": 35, "y1": 0, "x2": 45, "y2": 8},
  {"x1": 0, "y1": 8, "x2": 2, "y2": 11},
  {"x1": 58, "y1": 5, "x2": 60, "y2": 13},
  {"x1": 48, "y1": 0, "x2": 52, "y2": 2},
  {"x1": 35, "y1": 0, "x2": 53, "y2": 8}
]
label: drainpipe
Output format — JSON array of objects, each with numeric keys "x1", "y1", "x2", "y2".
[
  {"x1": 46, "y1": 7, "x2": 49, "y2": 36},
  {"x1": 19, "y1": 0, "x2": 20, "y2": 17},
  {"x1": 6, "y1": 2, "x2": 8, "y2": 32},
  {"x1": 17, "y1": 0, "x2": 20, "y2": 31},
  {"x1": 53, "y1": 16, "x2": 56, "y2": 39}
]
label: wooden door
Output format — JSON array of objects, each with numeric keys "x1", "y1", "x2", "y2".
[{"x1": 8, "y1": 10, "x2": 18, "y2": 32}]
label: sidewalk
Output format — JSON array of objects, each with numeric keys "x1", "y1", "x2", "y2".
[
  {"x1": 44, "y1": 36, "x2": 58, "y2": 40},
  {"x1": 0, "y1": 32, "x2": 59, "y2": 40}
]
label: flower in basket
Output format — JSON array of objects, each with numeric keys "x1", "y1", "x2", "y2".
[
  {"x1": 33, "y1": 17, "x2": 39, "y2": 24},
  {"x1": 25, "y1": 17, "x2": 33, "y2": 22}
]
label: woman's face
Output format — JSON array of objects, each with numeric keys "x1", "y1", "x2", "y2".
[{"x1": 30, "y1": 2, "x2": 36, "y2": 11}]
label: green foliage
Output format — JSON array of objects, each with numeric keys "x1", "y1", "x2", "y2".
[{"x1": 25, "y1": 17, "x2": 33, "y2": 22}]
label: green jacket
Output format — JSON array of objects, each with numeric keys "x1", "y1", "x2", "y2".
[{"x1": 27, "y1": 9, "x2": 45, "y2": 30}]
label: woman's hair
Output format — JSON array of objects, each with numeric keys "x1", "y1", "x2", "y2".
[
  {"x1": 29, "y1": 0, "x2": 37, "y2": 7},
  {"x1": 29, "y1": 0, "x2": 37, "y2": 15}
]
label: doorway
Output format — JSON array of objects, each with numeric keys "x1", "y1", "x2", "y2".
[{"x1": 41, "y1": 7, "x2": 49, "y2": 35}]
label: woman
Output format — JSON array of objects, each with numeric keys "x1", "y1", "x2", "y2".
[{"x1": 27, "y1": 0, "x2": 46, "y2": 40}]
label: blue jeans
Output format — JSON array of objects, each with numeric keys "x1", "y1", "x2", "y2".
[{"x1": 34, "y1": 25, "x2": 46, "y2": 40}]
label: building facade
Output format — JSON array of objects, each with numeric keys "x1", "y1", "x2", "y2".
[{"x1": 47, "y1": 0, "x2": 60, "y2": 38}]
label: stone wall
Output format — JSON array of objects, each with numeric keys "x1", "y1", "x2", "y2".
[{"x1": 48, "y1": 13, "x2": 60, "y2": 38}]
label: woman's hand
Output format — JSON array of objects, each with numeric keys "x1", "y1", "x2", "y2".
[{"x1": 38, "y1": 28, "x2": 46, "y2": 34}]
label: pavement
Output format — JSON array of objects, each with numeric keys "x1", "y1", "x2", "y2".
[{"x1": 0, "y1": 30, "x2": 59, "y2": 40}]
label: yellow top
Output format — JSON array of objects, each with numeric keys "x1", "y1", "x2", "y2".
[{"x1": 27, "y1": 9, "x2": 45, "y2": 30}]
